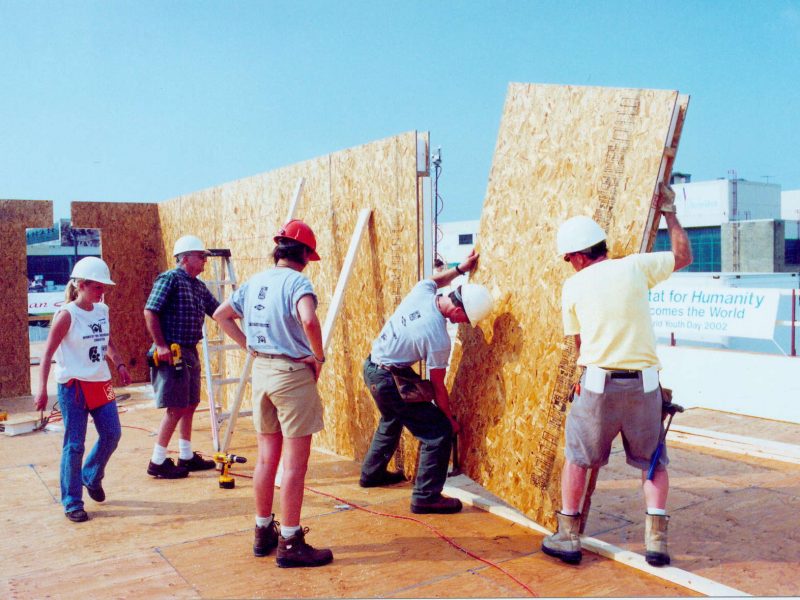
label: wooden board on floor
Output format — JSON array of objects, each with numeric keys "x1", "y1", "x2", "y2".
[
  {"x1": 0, "y1": 200, "x2": 53, "y2": 398},
  {"x1": 448, "y1": 83, "x2": 683, "y2": 530}
]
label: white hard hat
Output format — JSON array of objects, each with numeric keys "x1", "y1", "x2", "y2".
[
  {"x1": 556, "y1": 216, "x2": 606, "y2": 255},
  {"x1": 70, "y1": 257, "x2": 115, "y2": 285},
  {"x1": 173, "y1": 235, "x2": 210, "y2": 257},
  {"x1": 460, "y1": 283, "x2": 493, "y2": 324}
]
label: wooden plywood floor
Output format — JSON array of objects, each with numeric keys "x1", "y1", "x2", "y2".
[{"x1": 1, "y1": 388, "x2": 699, "y2": 599}]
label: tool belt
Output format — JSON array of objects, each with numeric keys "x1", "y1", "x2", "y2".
[
  {"x1": 380, "y1": 363, "x2": 436, "y2": 404},
  {"x1": 67, "y1": 379, "x2": 116, "y2": 410}
]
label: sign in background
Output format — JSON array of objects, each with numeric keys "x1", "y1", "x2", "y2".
[
  {"x1": 28, "y1": 291, "x2": 65, "y2": 316},
  {"x1": 649, "y1": 284, "x2": 780, "y2": 340}
]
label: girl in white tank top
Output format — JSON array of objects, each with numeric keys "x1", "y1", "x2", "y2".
[{"x1": 32, "y1": 257, "x2": 131, "y2": 522}]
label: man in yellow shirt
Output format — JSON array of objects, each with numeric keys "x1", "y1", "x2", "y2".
[{"x1": 542, "y1": 185, "x2": 692, "y2": 567}]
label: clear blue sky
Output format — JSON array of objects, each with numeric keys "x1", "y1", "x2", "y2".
[{"x1": 2, "y1": 1, "x2": 798, "y2": 223}]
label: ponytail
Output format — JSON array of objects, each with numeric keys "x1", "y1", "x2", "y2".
[{"x1": 64, "y1": 279, "x2": 82, "y2": 304}]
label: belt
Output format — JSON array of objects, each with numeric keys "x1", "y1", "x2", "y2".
[
  {"x1": 252, "y1": 351, "x2": 301, "y2": 361},
  {"x1": 369, "y1": 356, "x2": 398, "y2": 372},
  {"x1": 608, "y1": 369, "x2": 640, "y2": 379}
]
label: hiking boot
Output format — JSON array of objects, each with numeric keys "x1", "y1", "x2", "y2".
[
  {"x1": 147, "y1": 458, "x2": 189, "y2": 479},
  {"x1": 541, "y1": 512, "x2": 582, "y2": 564},
  {"x1": 645, "y1": 513, "x2": 671, "y2": 566},
  {"x1": 65, "y1": 509, "x2": 89, "y2": 523},
  {"x1": 177, "y1": 451, "x2": 216, "y2": 471},
  {"x1": 84, "y1": 482, "x2": 105, "y2": 502},
  {"x1": 359, "y1": 469, "x2": 407, "y2": 488},
  {"x1": 254, "y1": 516, "x2": 280, "y2": 557},
  {"x1": 410, "y1": 494, "x2": 463, "y2": 514},
  {"x1": 276, "y1": 527, "x2": 333, "y2": 568}
]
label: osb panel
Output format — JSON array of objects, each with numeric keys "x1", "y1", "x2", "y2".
[
  {"x1": 0, "y1": 200, "x2": 52, "y2": 398},
  {"x1": 155, "y1": 132, "x2": 423, "y2": 463},
  {"x1": 448, "y1": 83, "x2": 681, "y2": 529},
  {"x1": 71, "y1": 202, "x2": 163, "y2": 385}
]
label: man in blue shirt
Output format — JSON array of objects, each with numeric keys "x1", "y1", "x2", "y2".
[
  {"x1": 361, "y1": 251, "x2": 493, "y2": 514},
  {"x1": 144, "y1": 235, "x2": 219, "y2": 479}
]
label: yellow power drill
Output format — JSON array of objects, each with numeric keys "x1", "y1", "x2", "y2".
[
  {"x1": 148, "y1": 343, "x2": 183, "y2": 370},
  {"x1": 213, "y1": 452, "x2": 247, "y2": 489}
]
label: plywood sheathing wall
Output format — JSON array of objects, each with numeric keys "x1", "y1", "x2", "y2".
[
  {"x1": 71, "y1": 202, "x2": 164, "y2": 385},
  {"x1": 448, "y1": 84, "x2": 681, "y2": 529},
  {"x1": 0, "y1": 200, "x2": 53, "y2": 398},
  {"x1": 157, "y1": 131, "x2": 425, "y2": 462}
]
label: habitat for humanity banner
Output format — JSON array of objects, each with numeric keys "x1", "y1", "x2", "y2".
[{"x1": 649, "y1": 285, "x2": 780, "y2": 339}]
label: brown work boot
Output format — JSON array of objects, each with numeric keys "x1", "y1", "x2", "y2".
[
  {"x1": 541, "y1": 512, "x2": 582, "y2": 564},
  {"x1": 253, "y1": 516, "x2": 280, "y2": 557},
  {"x1": 276, "y1": 527, "x2": 333, "y2": 568},
  {"x1": 410, "y1": 494, "x2": 463, "y2": 514},
  {"x1": 645, "y1": 513, "x2": 671, "y2": 566}
]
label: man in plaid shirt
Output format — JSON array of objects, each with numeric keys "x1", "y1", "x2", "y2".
[{"x1": 143, "y1": 235, "x2": 220, "y2": 479}]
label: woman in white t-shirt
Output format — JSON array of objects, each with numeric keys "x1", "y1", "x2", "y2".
[{"x1": 33, "y1": 257, "x2": 131, "y2": 523}]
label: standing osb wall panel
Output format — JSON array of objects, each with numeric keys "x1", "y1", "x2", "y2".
[
  {"x1": 0, "y1": 200, "x2": 53, "y2": 398},
  {"x1": 448, "y1": 84, "x2": 681, "y2": 530},
  {"x1": 72, "y1": 202, "x2": 164, "y2": 385},
  {"x1": 156, "y1": 131, "x2": 424, "y2": 463}
]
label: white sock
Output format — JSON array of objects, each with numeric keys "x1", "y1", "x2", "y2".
[
  {"x1": 281, "y1": 525, "x2": 301, "y2": 539},
  {"x1": 560, "y1": 509, "x2": 579, "y2": 516},
  {"x1": 151, "y1": 444, "x2": 168, "y2": 465},
  {"x1": 178, "y1": 439, "x2": 193, "y2": 461},
  {"x1": 255, "y1": 515, "x2": 273, "y2": 528},
  {"x1": 647, "y1": 507, "x2": 667, "y2": 516}
]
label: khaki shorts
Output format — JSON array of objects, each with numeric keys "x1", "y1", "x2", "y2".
[
  {"x1": 251, "y1": 356, "x2": 324, "y2": 438},
  {"x1": 565, "y1": 370, "x2": 666, "y2": 471}
]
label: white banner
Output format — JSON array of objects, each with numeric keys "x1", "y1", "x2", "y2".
[
  {"x1": 649, "y1": 285, "x2": 780, "y2": 340},
  {"x1": 28, "y1": 292, "x2": 65, "y2": 316}
]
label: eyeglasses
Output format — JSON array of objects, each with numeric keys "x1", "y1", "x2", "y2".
[{"x1": 448, "y1": 286, "x2": 464, "y2": 309}]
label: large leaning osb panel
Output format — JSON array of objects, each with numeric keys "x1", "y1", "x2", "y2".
[
  {"x1": 448, "y1": 83, "x2": 681, "y2": 529},
  {"x1": 0, "y1": 200, "x2": 53, "y2": 398},
  {"x1": 71, "y1": 202, "x2": 164, "y2": 385},
  {"x1": 155, "y1": 131, "x2": 424, "y2": 462}
]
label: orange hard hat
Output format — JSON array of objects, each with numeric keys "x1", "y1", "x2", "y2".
[{"x1": 274, "y1": 219, "x2": 321, "y2": 261}]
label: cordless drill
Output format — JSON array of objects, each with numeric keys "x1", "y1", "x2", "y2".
[
  {"x1": 147, "y1": 343, "x2": 183, "y2": 370},
  {"x1": 213, "y1": 452, "x2": 247, "y2": 489}
]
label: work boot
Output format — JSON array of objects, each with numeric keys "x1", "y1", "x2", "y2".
[
  {"x1": 65, "y1": 509, "x2": 89, "y2": 523},
  {"x1": 178, "y1": 451, "x2": 216, "y2": 471},
  {"x1": 276, "y1": 527, "x2": 333, "y2": 568},
  {"x1": 359, "y1": 469, "x2": 406, "y2": 488},
  {"x1": 410, "y1": 494, "x2": 463, "y2": 514},
  {"x1": 253, "y1": 516, "x2": 280, "y2": 557},
  {"x1": 84, "y1": 482, "x2": 106, "y2": 503},
  {"x1": 645, "y1": 513, "x2": 671, "y2": 566},
  {"x1": 541, "y1": 512, "x2": 582, "y2": 564},
  {"x1": 147, "y1": 458, "x2": 189, "y2": 479}
]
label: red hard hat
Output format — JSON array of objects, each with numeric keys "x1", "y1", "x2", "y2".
[{"x1": 274, "y1": 219, "x2": 321, "y2": 261}]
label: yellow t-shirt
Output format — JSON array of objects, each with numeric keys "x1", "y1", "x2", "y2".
[{"x1": 561, "y1": 252, "x2": 674, "y2": 369}]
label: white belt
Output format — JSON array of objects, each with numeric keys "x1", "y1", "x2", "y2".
[{"x1": 584, "y1": 365, "x2": 659, "y2": 394}]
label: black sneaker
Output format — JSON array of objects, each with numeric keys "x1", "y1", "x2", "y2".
[
  {"x1": 147, "y1": 458, "x2": 189, "y2": 479},
  {"x1": 276, "y1": 527, "x2": 333, "y2": 568},
  {"x1": 84, "y1": 482, "x2": 105, "y2": 502},
  {"x1": 410, "y1": 495, "x2": 463, "y2": 514},
  {"x1": 65, "y1": 509, "x2": 89, "y2": 523},
  {"x1": 254, "y1": 516, "x2": 280, "y2": 557},
  {"x1": 177, "y1": 452, "x2": 216, "y2": 471},
  {"x1": 359, "y1": 469, "x2": 407, "y2": 488}
]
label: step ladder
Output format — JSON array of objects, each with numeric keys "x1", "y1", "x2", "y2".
[{"x1": 201, "y1": 248, "x2": 252, "y2": 452}]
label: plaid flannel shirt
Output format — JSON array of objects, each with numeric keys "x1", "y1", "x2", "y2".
[{"x1": 145, "y1": 268, "x2": 220, "y2": 345}]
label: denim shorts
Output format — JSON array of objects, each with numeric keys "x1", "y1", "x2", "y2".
[{"x1": 151, "y1": 346, "x2": 201, "y2": 409}]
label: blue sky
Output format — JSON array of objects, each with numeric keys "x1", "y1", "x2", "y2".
[{"x1": 2, "y1": 1, "x2": 798, "y2": 222}]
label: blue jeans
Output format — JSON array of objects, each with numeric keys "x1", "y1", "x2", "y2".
[
  {"x1": 361, "y1": 358, "x2": 452, "y2": 503},
  {"x1": 58, "y1": 383, "x2": 122, "y2": 512}
]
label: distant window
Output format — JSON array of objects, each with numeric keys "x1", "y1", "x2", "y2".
[
  {"x1": 458, "y1": 234, "x2": 474, "y2": 245},
  {"x1": 655, "y1": 226, "x2": 720, "y2": 272}
]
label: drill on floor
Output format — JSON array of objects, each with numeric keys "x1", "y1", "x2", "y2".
[{"x1": 213, "y1": 452, "x2": 247, "y2": 489}]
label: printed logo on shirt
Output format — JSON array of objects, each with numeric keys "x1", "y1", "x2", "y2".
[
  {"x1": 256, "y1": 335, "x2": 267, "y2": 344},
  {"x1": 254, "y1": 304, "x2": 265, "y2": 311},
  {"x1": 401, "y1": 316, "x2": 407, "y2": 327},
  {"x1": 89, "y1": 346, "x2": 100, "y2": 363},
  {"x1": 90, "y1": 322, "x2": 103, "y2": 333},
  {"x1": 409, "y1": 310, "x2": 421, "y2": 322},
  {"x1": 248, "y1": 322, "x2": 270, "y2": 328},
  {"x1": 258, "y1": 287, "x2": 268, "y2": 300}
]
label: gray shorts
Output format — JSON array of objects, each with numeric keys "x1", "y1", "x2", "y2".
[
  {"x1": 151, "y1": 346, "x2": 202, "y2": 409},
  {"x1": 565, "y1": 370, "x2": 667, "y2": 471}
]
